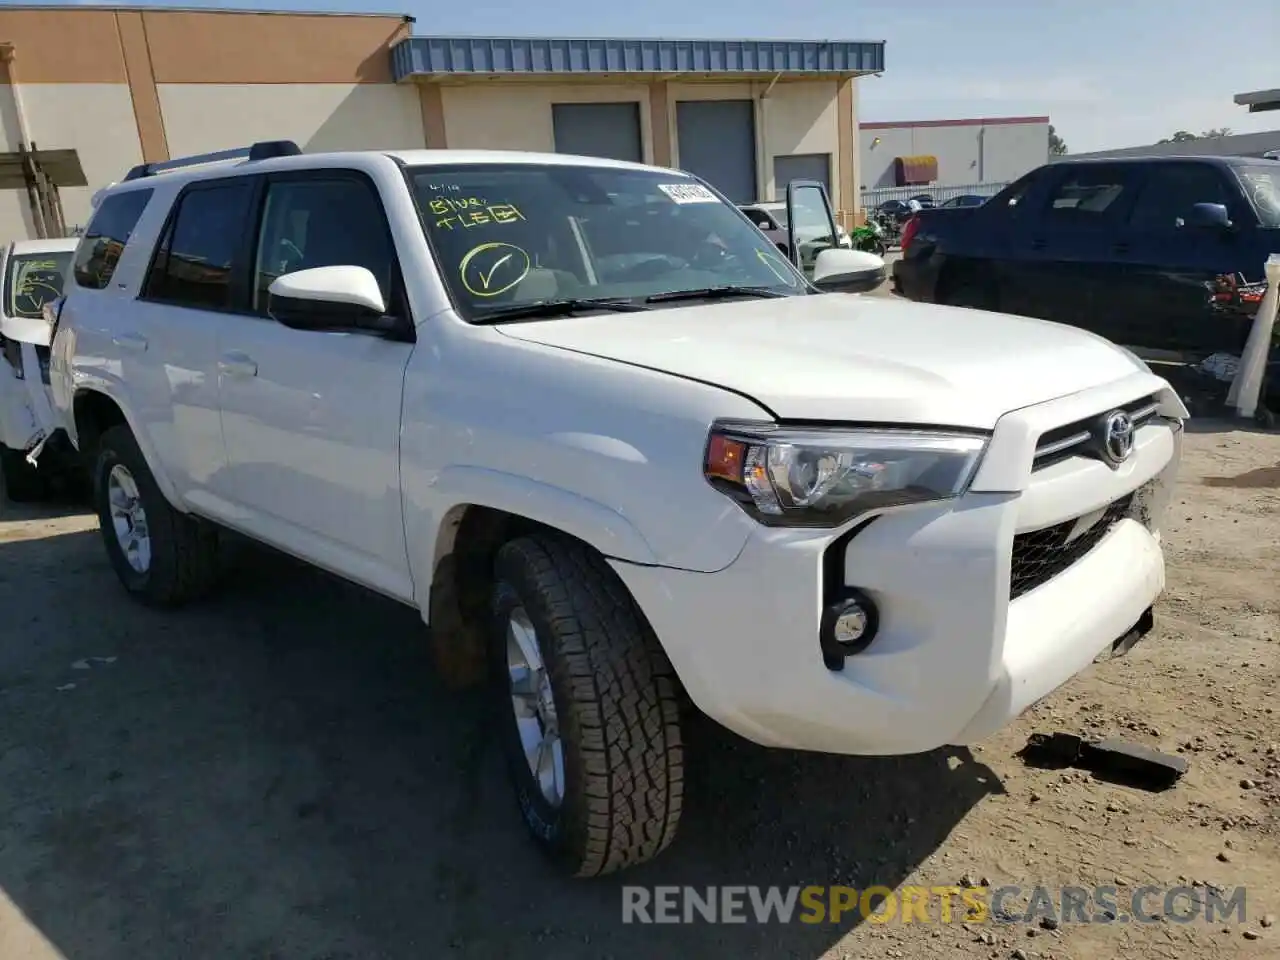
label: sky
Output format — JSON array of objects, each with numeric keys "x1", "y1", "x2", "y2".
[{"x1": 49, "y1": 0, "x2": 1280, "y2": 152}]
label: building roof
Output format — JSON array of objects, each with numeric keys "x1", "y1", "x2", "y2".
[
  {"x1": 0, "y1": 4, "x2": 411, "y2": 17},
  {"x1": 1235, "y1": 88, "x2": 1280, "y2": 113},
  {"x1": 861, "y1": 116, "x2": 1049, "y2": 131},
  {"x1": 392, "y1": 35, "x2": 885, "y2": 81},
  {"x1": 1059, "y1": 129, "x2": 1280, "y2": 162}
]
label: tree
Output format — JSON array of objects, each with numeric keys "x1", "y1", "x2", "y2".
[
  {"x1": 1157, "y1": 128, "x2": 1234, "y2": 144},
  {"x1": 1048, "y1": 124, "x2": 1068, "y2": 156}
]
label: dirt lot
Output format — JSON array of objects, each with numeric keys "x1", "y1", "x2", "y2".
[{"x1": 0, "y1": 422, "x2": 1277, "y2": 960}]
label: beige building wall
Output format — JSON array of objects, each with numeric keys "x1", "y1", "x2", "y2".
[
  {"x1": 437, "y1": 82, "x2": 656, "y2": 161},
  {"x1": 0, "y1": 83, "x2": 143, "y2": 239},
  {"x1": 434, "y1": 77, "x2": 854, "y2": 219},
  {"x1": 0, "y1": 6, "x2": 411, "y2": 242},
  {"x1": 158, "y1": 84, "x2": 424, "y2": 157}
]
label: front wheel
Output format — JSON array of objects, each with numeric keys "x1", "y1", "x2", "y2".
[
  {"x1": 489, "y1": 535, "x2": 684, "y2": 876},
  {"x1": 93, "y1": 425, "x2": 222, "y2": 606}
]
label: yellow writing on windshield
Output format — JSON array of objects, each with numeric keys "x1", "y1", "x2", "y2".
[
  {"x1": 459, "y1": 241, "x2": 531, "y2": 298},
  {"x1": 431, "y1": 199, "x2": 526, "y2": 231}
]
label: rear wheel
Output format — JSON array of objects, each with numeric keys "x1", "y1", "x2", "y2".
[
  {"x1": 489, "y1": 534, "x2": 684, "y2": 876},
  {"x1": 0, "y1": 446, "x2": 46, "y2": 503},
  {"x1": 939, "y1": 270, "x2": 998, "y2": 311},
  {"x1": 93, "y1": 424, "x2": 222, "y2": 606}
]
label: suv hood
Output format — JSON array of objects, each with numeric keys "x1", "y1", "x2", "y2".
[{"x1": 495, "y1": 294, "x2": 1141, "y2": 429}]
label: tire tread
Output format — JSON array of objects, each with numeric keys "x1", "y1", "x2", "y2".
[{"x1": 496, "y1": 535, "x2": 683, "y2": 876}]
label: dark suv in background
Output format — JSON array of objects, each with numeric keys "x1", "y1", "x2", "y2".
[{"x1": 893, "y1": 156, "x2": 1280, "y2": 358}]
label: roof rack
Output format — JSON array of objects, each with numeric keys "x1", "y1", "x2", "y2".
[{"x1": 121, "y1": 139, "x2": 302, "y2": 182}]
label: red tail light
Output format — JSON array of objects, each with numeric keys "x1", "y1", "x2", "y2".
[{"x1": 900, "y1": 214, "x2": 921, "y2": 252}]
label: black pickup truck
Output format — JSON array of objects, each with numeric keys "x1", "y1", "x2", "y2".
[{"x1": 892, "y1": 156, "x2": 1280, "y2": 356}]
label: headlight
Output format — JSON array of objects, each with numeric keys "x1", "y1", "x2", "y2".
[{"x1": 704, "y1": 420, "x2": 988, "y2": 527}]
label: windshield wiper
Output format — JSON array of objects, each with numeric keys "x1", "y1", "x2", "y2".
[
  {"x1": 470, "y1": 297, "x2": 650, "y2": 324},
  {"x1": 644, "y1": 285, "x2": 789, "y2": 304}
]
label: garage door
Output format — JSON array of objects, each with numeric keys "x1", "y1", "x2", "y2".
[
  {"x1": 675, "y1": 100, "x2": 757, "y2": 204},
  {"x1": 552, "y1": 102, "x2": 643, "y2": 163},
  {"x1": 774, "y1": 153, "x2": 832, "y2": 199}
]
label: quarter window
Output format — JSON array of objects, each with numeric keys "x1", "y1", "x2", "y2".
[
  {"x1": 144, "y1": 182, "x2": 254, "y2": 310},
  {"x1": 72, "y1": 189, "x2": 153, "y2": 290},
  {"x1": 251, "y1": 178, "x2": 394, "y2": 312}
]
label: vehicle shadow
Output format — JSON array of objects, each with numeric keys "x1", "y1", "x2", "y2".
[{"x1": 0, "y1": 528, "x2": 1002, "y2": 959}]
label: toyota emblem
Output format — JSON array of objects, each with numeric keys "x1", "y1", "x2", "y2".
[{"x1": 1102, "y1": 410, "x2": 1135, "y2": 465}]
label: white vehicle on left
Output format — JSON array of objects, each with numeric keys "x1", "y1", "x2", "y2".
[{"x1": 0, "y1": 237, "x2": 83, "y2": 501}]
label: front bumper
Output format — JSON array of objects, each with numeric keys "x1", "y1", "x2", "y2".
[{"x1": 611, "y1": 377, "x2": 1183, "y2": 756}]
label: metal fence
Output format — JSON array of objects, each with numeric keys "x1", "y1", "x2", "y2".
[{"x1": 859, "y1": 181, "x2": 1011, "y2": 210}]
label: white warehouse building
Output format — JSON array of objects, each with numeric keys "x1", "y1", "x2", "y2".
[{"x1": 858, "y1": 115, "x2": 1051, "y2": 190}]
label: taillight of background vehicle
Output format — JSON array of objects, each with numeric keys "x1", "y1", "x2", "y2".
[{"x1": 900, "y1": 214, "x2": 921, "y2": 253}]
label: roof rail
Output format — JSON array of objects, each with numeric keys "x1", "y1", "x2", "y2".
[{"x1": 121, "y1": 140, "x2": 302, "y2": 182}]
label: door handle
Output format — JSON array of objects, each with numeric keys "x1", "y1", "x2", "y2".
[
  {"x1": 218, "y1": 351, "x2": 258, "y2": 379},
  {"x1": 1112, "y1": 242, "x2": 1130, "y2": 255},
  {"x1": 112, "y1": 332, "x2": 148, "y2": 353},
  {"x1": 1029, "y1": 238, "x2": 1047, "y2": 251}
]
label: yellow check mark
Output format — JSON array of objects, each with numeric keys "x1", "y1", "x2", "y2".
[{"x1": 478, "y1": 253, "x2": 514, "y2": 290}]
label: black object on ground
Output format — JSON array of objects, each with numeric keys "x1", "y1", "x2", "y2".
[{"x1": 1019, "y1": 732, "x2": 1188, "y2": 791}]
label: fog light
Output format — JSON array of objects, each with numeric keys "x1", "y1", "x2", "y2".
[{"x1": 820, "y1": 591, "x2": 879, "y2": 669}]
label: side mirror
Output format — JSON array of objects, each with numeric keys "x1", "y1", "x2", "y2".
[
  {"x1": 1182, "y1": 202, "x2": 1232, "y2": 230},
  {"x1": 812, "y1": 247, "x2": 886, "y2": 294},
  {"x1": 268, "y1": 265, "x2": 388, "y2": 332}
]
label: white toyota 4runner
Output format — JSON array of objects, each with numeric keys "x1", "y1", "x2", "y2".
[{"x1": 50, "y1": 141, "x2": 1185, "y2": 877}]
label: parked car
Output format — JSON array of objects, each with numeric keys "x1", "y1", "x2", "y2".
[
  {"x1": 52, "y1": 141, "x2": 1184, "y2": 878},
  {"x1": 893, "y1": 156, "x2": 1280, "y2": 356},
  {"x1": 0, "y1": 237, "x2": 82, "y2": 500},
  {"x1": 908, "y1": 193, "x2": 936, "y2": 208},
  {"x1": 739, "y1": 200, "x2": 852, "y2": 251},
  {"x1": 939, "y1": 194, "x2": 988, "y2": 209}
]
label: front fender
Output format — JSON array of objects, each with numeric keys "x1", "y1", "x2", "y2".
[{"x1": 428, "y1": 465, "x2": 659, "y2": 565}]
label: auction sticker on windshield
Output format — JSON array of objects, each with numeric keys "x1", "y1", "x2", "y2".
[{"x1": 658, "y1": 183, "x2": 719, "y2": 204}]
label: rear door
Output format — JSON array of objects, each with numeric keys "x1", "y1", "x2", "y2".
[
  {"x1": 1106, "y1": 162, "x2": 1256, "y2": 353},
  {"x1": 1018, "y1": 163, "x2": 1140, "y2": 334},
  {"x1": 121, "y1": 180, "x2": 252, "y2": 504}
]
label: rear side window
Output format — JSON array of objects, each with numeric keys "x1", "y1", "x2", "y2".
[
  {"x1": 73, "y1": 189, "x2": 153, "y2": 290},
  {"x1": 144, "y1": 181, "x2": 254, "y2": 310},
  {"x1": 1045, "y1": 166, "x2": 1133, "y2": 220}
]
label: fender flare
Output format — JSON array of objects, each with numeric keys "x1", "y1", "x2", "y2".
[
  {"x1": 430, "y1": 465, "x2": 659, "y2": 566},
  {"x1": 70, "y1": 385, "x2": 186, "y2": 510}
]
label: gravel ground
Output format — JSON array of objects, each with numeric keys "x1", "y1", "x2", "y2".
[{"x1": 0, "y1": 421, "x2": 1276, "y2": 960}]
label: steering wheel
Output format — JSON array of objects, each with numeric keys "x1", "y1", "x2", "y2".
[
  {"x1": 611, "y1": 256, "x2": 681, "y2": 282},
  {"x1": 689, "y1": 243, "x2": 740, "y2": 273}
]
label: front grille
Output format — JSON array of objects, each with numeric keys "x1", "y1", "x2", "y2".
[
  {"x1": 1032, "y1": 394, "x2": 1161, "y2": 471},
  {"x1": 1010, "y1": 494, "x2": 1134, "y2": 600}
]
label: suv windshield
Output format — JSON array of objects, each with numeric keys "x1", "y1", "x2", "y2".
[
  {"x1": 408, "y1": 164, "x2": 809, "y2": 320},
  {"x1": 3, "y1": 250, "x2": 73, "y2": 320},
  {"x1": 1234, "y1": 164, "x2": 1280, "y2": 228}
]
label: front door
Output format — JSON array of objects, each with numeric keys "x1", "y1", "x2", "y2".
[
  {"x1": 785, "y1": 180, "x2": 840, "y2": 279},
  {"x1": 1107, "y1": 162, "x2": 1257, "y2": 354},
  {"x1": 214, "y1": 171, "x2": 415, "y2": 601}
]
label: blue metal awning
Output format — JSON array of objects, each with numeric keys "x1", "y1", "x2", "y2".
[{"x1": 392, "y1": 36, "x2": 885, "y2": 81}]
